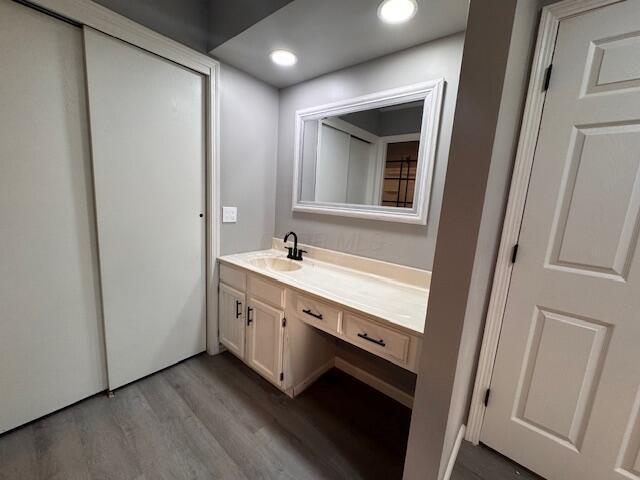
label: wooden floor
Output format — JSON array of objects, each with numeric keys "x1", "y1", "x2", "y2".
[{"x1": 0, "y1": 352, "x2": 542, "y2": 480}]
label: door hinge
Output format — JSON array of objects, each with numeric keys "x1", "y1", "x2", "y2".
[
  {"x1": 280, "y1": 372, "x2": 284, "y2": 381},
  {"x1": 282, "y1": 317, "x2": 287, "y2": 327},
  {"x1": 484, "y1": 388, "x2": 491, "y2": 407},
  {"x1": 543, "y1": 64, "x2": 553, "y2": 91},
  {"x1": 511, "y1": 243, "x2": 519, "y2": 264}
]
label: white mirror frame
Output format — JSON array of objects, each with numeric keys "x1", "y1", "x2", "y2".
[{"x1": 292, "y1": 79, "x2": 444, "y2": 225}]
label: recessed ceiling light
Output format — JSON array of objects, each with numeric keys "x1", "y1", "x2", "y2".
[
  {"x1": 377, "y1": 0, "x2": 418, "y2": 24},
  {"x1": 270, "y1": 49, "x2": 297, "y2": 67}
]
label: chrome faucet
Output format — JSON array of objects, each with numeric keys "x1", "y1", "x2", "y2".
[{"x1": 283, "y1": 231, "x2": 306, "y2": 261}]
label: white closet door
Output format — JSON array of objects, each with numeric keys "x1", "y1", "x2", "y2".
[
  {"x1": 0, "y1": 0, "x2": 107, "y2": 433},
  {"x1": 346, "y1": 136, "x2": 374, "y2": 204},
  {"x1": 84, "y1": 28, "x2": 206, "y2": 390},
  {"x1": 316, "y1": 124, "x2": 350, "y2": 203}
]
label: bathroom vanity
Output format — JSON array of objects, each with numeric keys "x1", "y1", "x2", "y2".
[{"x1": 218, "y1": 239, "x2": 430, "y2": 407}]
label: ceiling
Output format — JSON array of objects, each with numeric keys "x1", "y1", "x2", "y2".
[
  {"x1": 210, "y1": 0, "x2": 469, "y2": 88},
  {"x1": 208, "y1": 0, "x2": 294, "y2": 50},
  {"x1": 94, "y1": 0, "x2": 294, "y2": 53}
]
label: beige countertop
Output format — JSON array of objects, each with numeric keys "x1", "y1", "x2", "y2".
[{"x1": 218, "y1": 247, "x2": 430, "y2": 336}]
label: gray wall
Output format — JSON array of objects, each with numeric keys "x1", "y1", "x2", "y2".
[
  {"x1": 403, "y1": 1, "x2": 518, "y2": 477},
  {"x1": 219, "y1": 64, "x2": 279, "y2": 255},
  {"x1": 441, "y1": 0, "x2": 549, "y2": 471},
  {"x1": 94, "y1": 0, "x2": 209, "y2": 52},
  {"x1": 275, "y1": 33, "x2": 465, "y2": 270}
]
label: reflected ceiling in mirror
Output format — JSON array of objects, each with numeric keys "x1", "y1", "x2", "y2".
[{"x1": 293, "y1": 80, "x2": 444, "y2": 224}]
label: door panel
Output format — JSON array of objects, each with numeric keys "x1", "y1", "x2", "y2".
[
  {"x1": 549, "y1": 124, "x2": 640, "y2": 279},
  {"x1": 84, "y1": 28, "x2": 206, "y2": 390},
  {"x1": 0, "y1": 0, "x2": 107, "y2": 433},
  {"x1": 513, "y1": 308, "x2": 610, "y2": 450},
  {"x1": 584, "y1": 31, "x2": 640, "y2": 95},
  {"x1": 482, "y1": 3, "x2": 640, "y2": 479},
  {"x1": 246, "y1": 298, "x2": 284, "y2": 386},
  {"x1": 219, "y1": 283, "x2": 245, "y2": 358},
  {"x1": 620, "y1": 390, "x2": 640, "y2": 478}
]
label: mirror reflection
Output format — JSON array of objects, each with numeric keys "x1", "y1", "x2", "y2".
[{"x1": 299, "y1": 101, "x2": 424, "y2": 208}]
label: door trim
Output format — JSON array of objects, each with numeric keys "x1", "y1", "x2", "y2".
[
  {"x1": 25, "y1": 0, "x2": 222, "y2": 355},
  {"x1": 465, "y1": 0, "x2": 623, "y2": 444}
]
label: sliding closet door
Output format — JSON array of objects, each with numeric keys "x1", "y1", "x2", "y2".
[
  {"x1": 84, "y1": 28, "x2": 206, "y2": 390},
  {"x1": 0, "y1": 1, "x2": 107, "y2": 433}
]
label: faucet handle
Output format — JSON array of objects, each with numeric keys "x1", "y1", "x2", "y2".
[
  {"x1": 285, "y1": 246, "x2": 294, "y2": 259},
  {"x1": 296, "y1": 249, "x2": 307, "y2": 261}
]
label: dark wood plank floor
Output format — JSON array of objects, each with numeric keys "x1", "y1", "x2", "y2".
[{"x1": 0, "y1": 352, "x2": 542, "y2": 480}]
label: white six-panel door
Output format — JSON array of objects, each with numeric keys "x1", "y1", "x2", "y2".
[
  {"x1": 482, "y1": 2, "x2": 640, "y2": 479},
  {"x1": 0, "y1": 0, "x2": 107, "y2": 433},
  {"x1": 84, "y1": 28, "x2": 206, "y2": 390}
]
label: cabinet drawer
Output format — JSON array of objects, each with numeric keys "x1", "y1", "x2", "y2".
[
  {"x1": 295, "y1": 294, "x2": 342, "y2": 334},
  {"x1": 219, "y1": 263, "x2": 246, "y2": 291},
  {"x1": 248, "y1": 275, "x2": 285, "y2": 309},
  {"x1": 343, "y1": 313, "x2": 410, "y2": 364}
]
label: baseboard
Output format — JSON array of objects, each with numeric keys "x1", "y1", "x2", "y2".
[
  {"x1": 291, "y1": 359, "x2": 335, "y2": 397},
  {"x1": 443, "y1": 424, "x2": 466, "y2": 480},
  {"x1": 334, "y1": 357, "x2": 414, "y2": 408}
]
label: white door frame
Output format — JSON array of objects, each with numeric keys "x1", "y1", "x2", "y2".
[
  {"x1": 27, "y1": 0, "x2": 222, "y2": 355},
  {"x1": 465, "y1": 0, "x2": 623, "y2": 444}
]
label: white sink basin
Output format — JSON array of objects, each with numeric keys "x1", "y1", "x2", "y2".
[{"x1": 248, "y1": 256, "x2": 302, "y2": 272}]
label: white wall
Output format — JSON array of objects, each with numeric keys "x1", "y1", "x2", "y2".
[
  {"x1": 219, "y1": 64, "x2": 279, "y2": 255},
  {"x1": 275, "y1": 34, "x2": 465, "y2": 270}
]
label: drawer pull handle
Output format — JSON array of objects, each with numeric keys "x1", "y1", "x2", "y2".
[
  {"x1": 302, "y1": 308, "x2": 323, "y2": 320},
  {"x1": 357, "y1": 332, "x2": 385, "y2": 347},
  {"x1": 247, "y1": 307, "x2": 254, "y2": 326},
  {"x1": 235, "y1": 300, "x2": 242, "y2": 319}
]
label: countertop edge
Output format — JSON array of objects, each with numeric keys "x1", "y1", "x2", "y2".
[{"x1": 218, "y1": 256, "x2": 426, "y2": 338}]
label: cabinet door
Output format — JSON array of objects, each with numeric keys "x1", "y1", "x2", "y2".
[
  {"x1": 246, "y1": 297, "x2": 285, "y2": 387},
  {"x1": 219, "y1": 283, "x2": 246, "y2": 359}
]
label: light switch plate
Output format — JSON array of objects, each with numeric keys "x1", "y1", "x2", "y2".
[{"x1": 222, "y1": 206, "x2": 237, "y2": 223}]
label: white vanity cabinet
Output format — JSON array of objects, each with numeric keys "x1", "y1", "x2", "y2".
[
  {"x1": 219, "y1": 283, "x2": 246, "y2": 358},
  {"x1": 218, "y1": 252, "x2": 427, "y2": 406},
  {"x1": 246, "y1": 298, "x2": 285, "y2": 386},
  {"x1": 219, "y1": 264, "x2": 286, "y2": 389}
]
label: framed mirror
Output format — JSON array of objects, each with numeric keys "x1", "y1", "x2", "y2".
[{"x1": 292, "y1": 80, "x2": 444, "y2": 224}]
